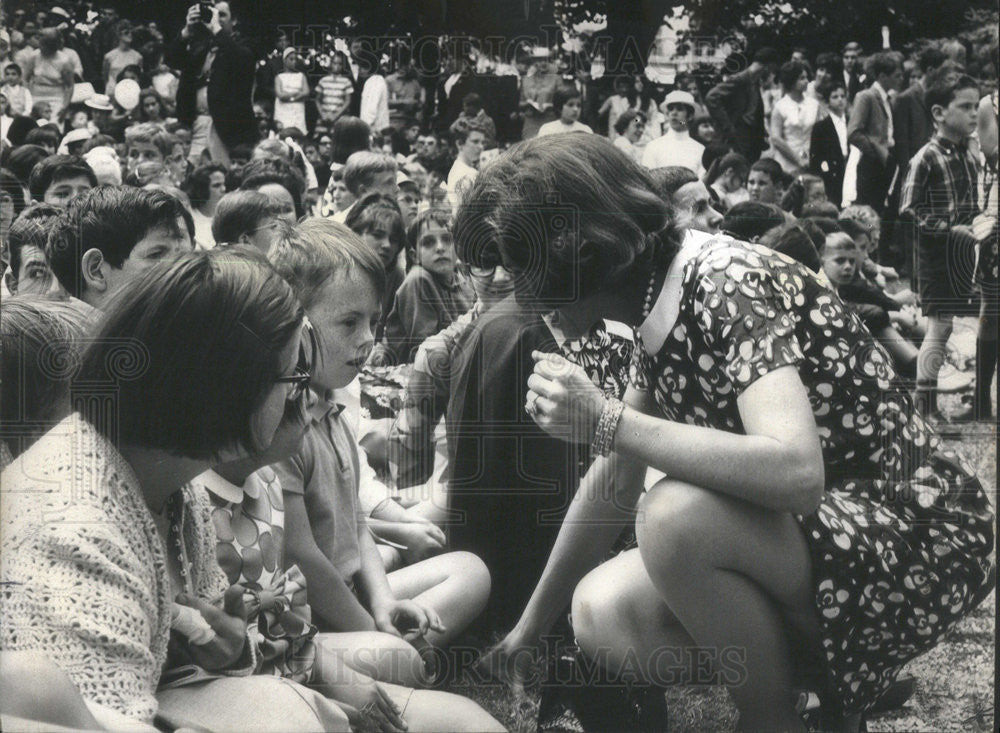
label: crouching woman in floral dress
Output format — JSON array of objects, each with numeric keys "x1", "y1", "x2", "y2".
[{"x1": 462, "y1": 134, "x2": 995, "y2": 731}]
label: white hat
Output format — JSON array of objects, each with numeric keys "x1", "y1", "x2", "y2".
[
  {"x1": 85, "y1": 93, "x2": 114, "y2": 111},
  {"x1": 59, "y1": 127, "x2": 92, "y2": 150},
  {"x1": 50, "y1": 6, "x2": 71, "y2": 18},
  {"x1": 84, "y1": 147, "x2": 123, "y2": 186},
  {"x1": 530, "y1": 46, "x2": 552, "y2": 59},
  {"x1": 662, "y1": 90, "x2": 696, "y2": 113},
  {"x1": 70, "y1": 81, "x2": 96, "y2": 105}
]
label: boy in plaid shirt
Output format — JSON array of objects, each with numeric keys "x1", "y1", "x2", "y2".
[{"x1": 900, "y1": 74, "x2": 981, "y2": 422}]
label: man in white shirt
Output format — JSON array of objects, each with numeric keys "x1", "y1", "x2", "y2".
[
  {"x1": 447, "y1": 123, "x2": 485, "y2": 210},
  {"x1": 641, "y1": 90, "x2": 705, "y2": 176},
  {"x1": 359, "y1": 62, "x2": 390, "y2": 134}
]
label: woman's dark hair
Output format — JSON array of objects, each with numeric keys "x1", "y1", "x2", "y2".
[
  {"x1": 760, "y1": 223, "x2": 821, "y2": 272},
  {"x1": 454, "y1": 134, "x2": 678, "y2": 307},
  {"x1": 75, "y1": 247, "x2": 303, "y2": 459},
  {"x1": 5, "y1": 116, "x2": 41, "y2": 147},
  {"x1": 185, "y1": 163, "x2": 227, "y2": 207},
  {"x1": 553, "y1": 84, "x2": 583, "y2": 115},
  {"x1": 1, "y1": 296, "x2": 91, "y2": 460},
  {"x1": 613, "y1": 108, "x2": 645, "y2": 136},
  {"x1": 721, "y1": 201, "x2": 786, "y2": 241},
  {"x1": 5, "y1": 145, "x2": 49, "y2": 185},
  {"x1": 779, "y1": 61, "x2": 807, "y2": 91},
  {"x1": 690, "y1": 114, "x2": 714, "y2": 142},
  {"x1": 137, "y1": 87, "x2": 167, "y2": 122},
  {"x1": 25, "y1": 126, "x2": 61, "y2": 151},
  {"x1": 648, "y1": 166, "x2": 698, "y2": 201},
  {"x1": 239, "y1": 157, "x2": 306, "y2": 219},
  {"x1": 331, "y1": 116, "x2": 372, "y2": 165},
  {"x1": 705, "y1": 152, "x2": 750, "y2": 186},
  {"x1": 116, "y1": 64, "x2": 143, "y2": 83}
]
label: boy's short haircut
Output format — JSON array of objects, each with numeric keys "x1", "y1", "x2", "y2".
[
  {"x1": 24, "y1": 126, "x2": 61, "y2": 151},
  {"x1": 406, "y1": 205, "x2": 451, "y2": 252},
  {"x1": 803, "y1": 216, "x2": 843, "y2": 236},
  {"x1": 721, "y1": 201, "x2": 786, "y2": 241},
  {"x1": 839, "y1": 203, "x2": 880, "y2": 232},
  {"x1": 749, "y1": 157, "x2": 786, "y2": 186},
  {"x1": 212, "y1": 190, "x2": 284, "y2": 245},
  {"x1": 761, "y1": 222, "x2": 822, "y2": 272},
  {"x1": 342, "y1": 151, "x2": 397, "y2": 196},
  {"x1": 8, "y1": 203, "x2": 62, "y2": 277},
  {"x1": 917, "y1": 46, "x2": 948, "y2": 75},
  {"x1": 867, "y1": 51, "x2": 901, "y2": 79},
  {"x1": 4, "y1": 62, "x2": 22, "y2": 75},
  {"x1": 46, "y1": 186, "x2": 190, "y2": 298},
  {"x1": 925, "y1": 74, "x2": 979, "y2": 112},
  {"x1": 239, "y1": 156, "x2": 307, "y2": 217},
  {"x1": 268, "y1": 217, "x2": 386, "y2": 307},
  {"x1": 125, "y1": 122, "x2": 175, "y2": 157},
  {"x1": 27, "y1": 154, "x2": 98, "y2": 201},
  {"x1": 552, "y1": 84, "x2": 583, "y2": 115}
]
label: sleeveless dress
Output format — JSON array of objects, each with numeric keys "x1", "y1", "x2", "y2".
[
  {"x1": 629, "y1": 237, "x2": 995, "y2": 714},
  {"x1": 274, "y1": 71, "x2": 309, "y2": 133},
  {"x1": 771, "y1": 94, "x2": 820, "y2": 172}
]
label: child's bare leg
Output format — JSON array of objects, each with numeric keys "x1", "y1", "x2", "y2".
[
  {"x1": 387, "y1": 551, "x2": 490, "y2": 647},
  {"x1": 636, "y1": 479, "x2": 819, "y2": 732},
  {"x1": 315, "y1": 631, "x2": 431, "y2": 687},
  {"x1": 874, "y1": 326, "x2": 919, "y2": 373}
]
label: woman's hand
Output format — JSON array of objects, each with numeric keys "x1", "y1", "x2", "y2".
[
  {"x1": 372, "y1": 599, "x2": 445, "y2": 642},
  {"x1": 526, "y1": 351, "x2": 606, "y2": 444},
  {"x1": 175, "y1": 586, "x2": 248, "y2": 671}
]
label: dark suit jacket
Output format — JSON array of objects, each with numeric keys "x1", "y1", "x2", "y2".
[
  {"x1": 892, "y1": 83, "x2": 932, "y2": 174},
  {"x1": 847, "y1": 86, "x2": 892, "y2": 163},
  {"x1": 809, "y1": 115, "x2": 847, "y2": 203},
  {"x1": 705, "y1": 69, "x2": 766, "y2": 160},
  {"x1": 167, "y1": 25, "x2": 256, "y2": 150}
]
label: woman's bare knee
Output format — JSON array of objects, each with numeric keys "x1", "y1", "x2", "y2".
[{"x1": 637, "y1": 479, "x2": 717, "y2": 576}]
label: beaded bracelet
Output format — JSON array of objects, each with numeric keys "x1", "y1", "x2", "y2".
[{"x1": 591, "y1": 397, "x2": 625, "y2": 457}]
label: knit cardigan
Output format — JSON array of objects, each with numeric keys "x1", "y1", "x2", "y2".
[{"x1": 1, "y1": 413, "x2": 239, "y2": 722}]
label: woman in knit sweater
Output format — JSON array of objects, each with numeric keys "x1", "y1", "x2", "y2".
[{"x1": 1, "y1": 248, "x2": 349, "y2": 731}]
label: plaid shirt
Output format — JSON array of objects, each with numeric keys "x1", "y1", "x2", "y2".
[{"x1": 900, "y1": 133, "x2": 980, "y2": 238}]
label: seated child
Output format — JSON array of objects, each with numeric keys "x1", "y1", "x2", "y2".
[
  {"x1": 720, "y1": 200, "x2": 787, "y2": 242},
  {"x1": 211, "y1": 190, "x2": 288, "y2": 251},
  {"x1": 820, "y1": 231, "x2": 919, "y2": 379},
  {"x1": 267, "y1": 218, "x2": 491, "y2": 681},
  {"x1": 192, "y1": 377, "x2": 504, "y2": 732},
  {"x1": 380, "y1": 207, "x2": 475, "y2": 364},
  {"x1": 840, "y1": 204, "x2": 902, "y2": 285}
]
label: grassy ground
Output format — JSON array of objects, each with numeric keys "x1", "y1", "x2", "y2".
[{"x1": 448, "y1": 318, "x2": 996, "y2": 732}]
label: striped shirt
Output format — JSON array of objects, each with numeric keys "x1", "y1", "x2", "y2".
[
  {"x1": 315, "y1": 74, "x2": 353, "y2": 119},
  {"x1": 900, "y1": 133, "x2": 980, "y2": 237}
]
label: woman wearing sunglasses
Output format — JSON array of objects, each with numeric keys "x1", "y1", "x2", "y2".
[{"x1": 1, "y1": 247, "x2": 352, "y2": 731}]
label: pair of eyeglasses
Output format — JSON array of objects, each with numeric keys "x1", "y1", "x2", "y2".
[{"x1": 274, "y1": 317, "x2": 317, "y2": 401}]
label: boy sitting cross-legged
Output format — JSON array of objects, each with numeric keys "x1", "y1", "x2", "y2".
[{"x1": 267, "y1": 218, "x2": 491, "y2": 687}]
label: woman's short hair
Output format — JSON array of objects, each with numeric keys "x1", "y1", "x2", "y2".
[
  {"x1": 454, "y1": 134, "x2": 678, "y2": 306},
  {"x1": 721, "y1": 201, "x2": 786, "y2": 241},
  {"x1": 779, "y1": 61, "x2": 807, "y2": 90},
  {"x1": 75, "y1": 247, "x2": 303, "y2": 459},
  {"x1": 613, "y1": 108, "x2": 645, "y2": 136},
  {"x1": 212, "y1": 190, "x2": 284, "y2": 245},
  {"x1": 1, "y1": 296, "x2": 91, "y2": 459},
  {"x1": 185, "y1": 163, "x2": 227, "y2": 206},
  {"x1": 268, "y1": 217, "x2": 386, "y2": 308}
]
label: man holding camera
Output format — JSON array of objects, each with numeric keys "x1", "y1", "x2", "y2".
[{"x1": 167, "y1": 2, "x2": 256, "y2": 166}]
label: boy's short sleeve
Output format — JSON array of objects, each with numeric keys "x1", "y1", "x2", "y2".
[{"x1": 272, "y1": 440, "x2": 310, "y2": 496}]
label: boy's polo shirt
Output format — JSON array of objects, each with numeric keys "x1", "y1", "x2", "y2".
[{"x1": 274, "y1": 390, "x2": 363, "y2": 581}]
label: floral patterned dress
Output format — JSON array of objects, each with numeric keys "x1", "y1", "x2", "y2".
[{"x1": 629, "y1": 237, "x2": 995, "y2": 714}]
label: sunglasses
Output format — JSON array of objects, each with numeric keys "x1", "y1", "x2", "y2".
[{"x1": 274, "y1": 317, "x2": 317, "y2": 401}]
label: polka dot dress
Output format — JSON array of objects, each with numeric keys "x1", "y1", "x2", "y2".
[{"x1": 630, "y1": 239, "x2": 995, "y2": 714}]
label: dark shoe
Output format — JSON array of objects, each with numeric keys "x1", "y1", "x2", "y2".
[
  {"x1": 868, "y1": 674, "x2": 917, "y2": 714},
  {"x1": 948, "y1": 397, "x2": 977, "y2": 424}
]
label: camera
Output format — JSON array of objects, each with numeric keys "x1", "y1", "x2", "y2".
[{"x1": 199, "y1": 2, "x2": 213, "y2": 23}]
